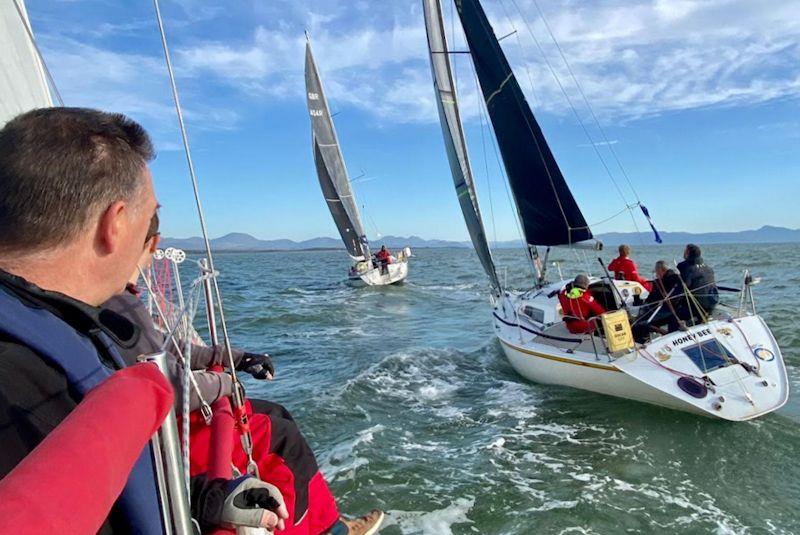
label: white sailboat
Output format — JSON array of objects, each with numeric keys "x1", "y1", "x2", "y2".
[
  {"x1": 423, "y1": 0, "x2": 788, "y2": 420},
  {"x1": 304, "y1": 36, "x2": 411, "y2": 286}
]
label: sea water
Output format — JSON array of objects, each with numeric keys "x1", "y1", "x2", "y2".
[{"x1": 203, "y1": 244, "x2": 799, "y2": 533}]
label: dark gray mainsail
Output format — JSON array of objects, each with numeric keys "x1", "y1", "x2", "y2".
[
  {"x1": 424, "y1": 0, "x2": 501, "y2": 290},
  {"x1": 455, "y1": 0, "x2": 593, "y2": 247},
  {"x1": 304, "y1": 40, "x2": 368, "y2": 259}
]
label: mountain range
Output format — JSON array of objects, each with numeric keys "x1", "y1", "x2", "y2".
[{"x1": 159, "y1": 225, "x2": 800, "y2": 252}]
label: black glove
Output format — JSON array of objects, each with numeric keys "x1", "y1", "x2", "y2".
[
  {"x1": 237, "y1": 352, "x2": 275, "y2": 380},
  {"x1": 191, "y1": 474, "x2": 288, "y2": 532}
]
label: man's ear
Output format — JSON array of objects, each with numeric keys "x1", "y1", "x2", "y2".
[
  {"x1": 96, "y1": 201, "x2": 127, "y2": 255},
  {"x1": 148, "y1": 234, "x2": 161, "y2": 254}
]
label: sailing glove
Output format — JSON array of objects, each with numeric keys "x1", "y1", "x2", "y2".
[
  {"x1": 237, "y1": 352, "x2": 275, "y2": 380},
  {"x1": 192, "y1": 474, "x2": 288, "y2": 532}
]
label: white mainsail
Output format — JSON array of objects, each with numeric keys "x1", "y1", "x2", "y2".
[{"x1": 0, "y1": 0, "x2": 53, "y2": 127}]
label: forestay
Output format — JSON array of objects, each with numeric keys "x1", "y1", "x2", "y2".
[
  {"x1": 304, "y1": 40, "x2": 368, "y2": 259},
  {"x1": 456, "y1": 0, "x2": 592, "y2": 247},
  {"x1": 0, "y1": 0, "x2": 53, "y2": 127},
  {"x1": 423, "y1": 0, "x2": 500, "y2": 290}
]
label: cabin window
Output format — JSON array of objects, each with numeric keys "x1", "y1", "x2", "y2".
[{"x1": 521, "y1": 305, "x2": 545, "y2": 323}]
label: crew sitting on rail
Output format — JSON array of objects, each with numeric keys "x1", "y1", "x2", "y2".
[
  {"x1": 105, "y1": 211, "x2": 385, "y2": 535},
  {"x1": 374, "y1": 245, "x2": 392, "y2": 275},
  {"x1": 608, "y1": 244, "x2": 652, "y2": 291},
  {"x1": 558, "y1": 274, "x2": 606, "y2": 334},
  {"x1": 677, "y1": 244, "x2": 719, "y2": 319},
  {"x1": 632, "y1": 260, "x2": 685, "y2": 342}
]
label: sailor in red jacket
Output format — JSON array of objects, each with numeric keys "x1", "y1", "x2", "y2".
[
  {"x1": 558, "y1": 274, "x2": 606, "y2": 334},
  {"x1": 374, "y1": 245, "x2": 392, "y2": 274},
  {"x1": 608, "y1": 244, "x2": 652, "y2": 292}
]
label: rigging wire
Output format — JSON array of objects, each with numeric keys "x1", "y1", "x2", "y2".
[
  {"x1": 530, "y1": 0, "x2": 642, "y2": 205},
  {"x1": 152, "y1": 0, "x2": 259, "y2": 478},
  {"x1": 503, "y1": 0, "x2": 644, "y2": 239},
  {"x1": 11, "y1": 0, "x2": 64, "y2": 106}
]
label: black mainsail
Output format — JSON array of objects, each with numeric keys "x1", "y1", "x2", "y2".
[
  {"x1": 455, "y1": 0, "x2": 592, "y2": 247},
  {"x1": 304, "y1": 40, "x2": 368, "y2": 259},
  {"x1": 423, "y1": 0, "x2": 500, "y2": 289}
]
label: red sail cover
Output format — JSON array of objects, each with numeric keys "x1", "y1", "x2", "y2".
[{"x1": 0, "y1": 363, "x2": 173, "y2": 535}]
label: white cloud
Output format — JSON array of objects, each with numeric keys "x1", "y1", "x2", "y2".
[{"x1": 36, "y1": 0, "x2": 800, "y2": 129}]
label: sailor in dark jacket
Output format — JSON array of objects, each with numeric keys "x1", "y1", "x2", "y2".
[
  {"x1": 677, "y1": 244, "x2": 719, "y2": 317},
  {"x1": 633, "y1": 260, "x2": 684, "y2": 342},
  {"x1": 0, "y1": 108, "x2": 287, "y2": 533}
]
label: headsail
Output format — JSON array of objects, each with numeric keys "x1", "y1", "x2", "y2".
[
  {"x1": 455, "y1": 0, "x2": 592, "y2": 247},
  {"x1": 1, "y1": 0, "x2": 53, "y2": 127},
  {"x1": 423, "y1": 0, "x2": 500, "y2": 289},
  {"x1": 304, "y1": 40, "x2": 368, "y2": 259}
]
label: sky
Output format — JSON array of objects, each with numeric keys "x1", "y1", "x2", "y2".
[{"x1": 25, "y1": 0, "x2": 800, "y2": 242}]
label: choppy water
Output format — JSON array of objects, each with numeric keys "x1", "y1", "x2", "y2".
[{"x1": 201, "y1": 244, "x2": 799, "y2": 534}]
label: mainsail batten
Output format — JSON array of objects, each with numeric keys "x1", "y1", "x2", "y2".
[
  {"x1": 455, "y1": 0, "x2": 592, "y2": 247},
  {"x1": 1, "y1": 0, "x2": 53, "y2": 127},
  {"x1": 423, "y1": 0, "x2": 501, "y2": 290},
  {"x1": 304, "y1": 41, "x2": 368, "y2": 259}
]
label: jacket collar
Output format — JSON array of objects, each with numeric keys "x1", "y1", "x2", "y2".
[{"x1": 0, "y1": 269, "x2": 140, "y2": 349}]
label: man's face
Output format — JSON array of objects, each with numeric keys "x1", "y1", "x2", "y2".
[
  {"x1": 683, "y1": 247, "x2": 689, "y2": 260},
  {"x1": 655, "y1": 266, "x2": 666, "y2": 279}
]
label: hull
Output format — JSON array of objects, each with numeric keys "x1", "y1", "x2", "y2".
[
  {"x1": 348, "y1": 260, "x2": 409, "y2": 287},
  {"x1": 493, "y1": 283, "x2": 789, "y2": 421}
]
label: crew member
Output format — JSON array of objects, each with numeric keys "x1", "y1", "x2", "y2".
[
  {"x1": 558, "y1": 274, "x2": 606, "y2": 334},
  {"x1": 375, "y1": 245, "x2": 392, "y2": 275},
  {"x1": 0, "y1": 108, "x2": 286, "y2": 533},
  {"x1": 632, "y1": 260, "x2": 684, "y2": 342},
  {"x1": 104, "y1": 212, "x2": 385, "y2": 534},
  {"x1": 677, "y1": 244, "x2": 719, "y2": 319},
  {"x1": 608, "y1": 244, "x2": 652, "y2": 291}
]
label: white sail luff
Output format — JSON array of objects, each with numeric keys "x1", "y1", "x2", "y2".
[{"x1": 1, "y1": 0, "x2": 53, "y2": 127}]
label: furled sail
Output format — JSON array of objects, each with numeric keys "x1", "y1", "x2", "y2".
[
  {"x1": 455, "y1": 0, "x2": 592, "y2": 246},
  {"x1": 304, "y1": 40, "x2": 368, "y2": 259},
  {"x1": 1, "y1": 0, "x2": 53, "y2": 127},
  {"x1": 423, "y1": 0, "x2": 500, "y2": 289}
]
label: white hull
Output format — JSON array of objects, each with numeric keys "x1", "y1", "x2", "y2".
[
  {"x1": 493, "y1": 281, "x2": 788, "y2": 421},
  {"x1": 348, "y1": 250, "x2": 410, "y2": 287}
]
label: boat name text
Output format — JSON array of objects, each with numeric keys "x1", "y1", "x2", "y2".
[{"x1": 671, "y1": 328, "x2": 712, "y2": 347}]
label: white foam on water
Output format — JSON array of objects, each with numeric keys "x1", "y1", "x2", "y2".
[
  {"x1": 318, "y1": 424, "x2": 384, "y2": 481},
  {"x1": 384, "y1": 497, "x2": 475, "y2": 535}
]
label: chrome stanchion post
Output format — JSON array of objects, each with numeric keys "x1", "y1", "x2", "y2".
[{"x1": 139, "y1": 351, "x2": 194, "y2": 535}]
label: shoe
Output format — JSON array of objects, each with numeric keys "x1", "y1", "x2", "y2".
[{"x1": 326, "y1": 510, "x2": 385, "y2": 535}]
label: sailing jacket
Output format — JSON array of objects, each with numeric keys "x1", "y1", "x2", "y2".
[
  {"x1": 558, "y1": 284, "x2": 606, "y2": 334},
  {"x1": 677, "y1": 256, "x2": 719, "y2": 313},
  {"x1": 103, "y1": 285, "x2": 244, "y2": 412},
  {"x1": 608, "y1": 256, "x2": 652, "y2": 292},
  {"x1": 0, "y1": 269, "x2": 163, "y2": 534}
]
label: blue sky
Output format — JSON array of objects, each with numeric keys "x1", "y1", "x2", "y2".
[{"x1": 27, "y1": 0, "x2": 800, "y2": 242}]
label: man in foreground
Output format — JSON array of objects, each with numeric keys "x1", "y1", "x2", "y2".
[
  {"x1": 0, "y1": 108, "x2": 286, "y2": 532},
  {"x1": 558, "y1": 274, "x2": 606, "y2": 334}
]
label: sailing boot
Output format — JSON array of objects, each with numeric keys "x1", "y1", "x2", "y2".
[{"x1": 324, "y1": 510, "x2": 385, "y2": 535}]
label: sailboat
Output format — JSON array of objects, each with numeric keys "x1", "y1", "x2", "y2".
[
  {"x1": 423, "y1": 0, "x2": 788, "y2": 420},
  {"x1": 304, "y1": 36, "x2": 411, "y2": 286}
]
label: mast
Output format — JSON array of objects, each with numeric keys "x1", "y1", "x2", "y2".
[
  {"x1": 304, "y1": 37, "x2": 369, "y2": 260},
  {"x1": 423, "y1": 0, "x2": 501, "y2": 290},
  {"x1": 454, "y1": 0, "x2": 593, "y2": 249},
  {"x1": 1, "y1": 0, "x2": 53, "y2": 126}
]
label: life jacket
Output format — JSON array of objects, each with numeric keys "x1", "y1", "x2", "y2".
[
  {"x1": 0, "y1": 286, "x2": 165, "y2": 535},
  {"x1": 558, "y1": 285, "x2": 606, "y2": 334}
]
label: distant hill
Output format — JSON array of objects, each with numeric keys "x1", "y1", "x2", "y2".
[{"x1": 160, "y1": 226, "x2": 799, "y2": 252}]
